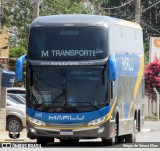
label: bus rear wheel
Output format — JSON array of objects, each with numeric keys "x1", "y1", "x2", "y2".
[{"x1": 138, "y1": 110, "x2": 141, "y2": 132}]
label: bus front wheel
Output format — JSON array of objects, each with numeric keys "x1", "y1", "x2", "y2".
[
  {"x1": 60, "y1": 139, "x2": 79, "y2": 145},
  {"x1": 37, "y1": 137, "x2": 54, "y2": 147},
  {"x1": 102, "y1": 137, "x2": 115, "y2": 146}
]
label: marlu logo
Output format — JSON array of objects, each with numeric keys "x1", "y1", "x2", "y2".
[{"x1": 49, "y1": 115, "x2": 85, "y2": 121}]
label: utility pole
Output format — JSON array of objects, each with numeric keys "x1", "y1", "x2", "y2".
[
  {"x1": 32, "y1": 0, "x2": 39, "y2": 20},
  {"x1": 153, "y1": 88, "x2": 159, "y2": 121},
  {"x1": 135, "y1": 0, "x2": 141, "y2": 24}
]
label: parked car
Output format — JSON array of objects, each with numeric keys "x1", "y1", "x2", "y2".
[
  {"x1": 7, "y1": 87, "x2": 26, "y2": 98},
  {"x1": 6, "y1": 98, "x2": 26, "y2": 132},
  {"x1": 7, "y1": 93, "x2": 25, "y2": 104}
]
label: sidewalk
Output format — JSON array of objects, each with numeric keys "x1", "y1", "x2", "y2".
[{"x1": 142, "y1": 121, "x2": 160, "y2": 132}]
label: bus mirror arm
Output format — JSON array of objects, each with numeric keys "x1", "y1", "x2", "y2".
[
  {"x1": 16, "y1": 54, "x2": 27, "y2": 82},
  {"x1": 110, "y1": 81, "x2": 114, "y2": 99},
  {"x1": 108, "y1": 55, "x2": 116, "y2": 81},
  {"x1": 100, "y1": 99, "x2": 110, "y2": 106}
]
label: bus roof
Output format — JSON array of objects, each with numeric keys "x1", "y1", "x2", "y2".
[{"x1": 30, "y1": 14, "x2": 142, "y2": 29}]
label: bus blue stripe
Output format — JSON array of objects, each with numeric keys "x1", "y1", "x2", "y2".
[{"x1": 27, "y1": 105, "x2": 111, "y2": 123}]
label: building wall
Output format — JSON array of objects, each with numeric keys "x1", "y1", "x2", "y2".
[
  {"x1": 0, "y1": 29, "x2": 9, "y2": 57},
  {"x1": 0, "y1": 28, "x2": 9, "y2": 69},
  {"x1": 0, "y1": 28, "x2": 8, "y2": 131}
]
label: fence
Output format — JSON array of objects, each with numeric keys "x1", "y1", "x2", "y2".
[{"x1": 145, "y1": 88, "x2": 160, "y2": 121}]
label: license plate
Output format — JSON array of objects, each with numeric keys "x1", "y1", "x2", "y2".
[{"x1": 60, "y1": 131, "x2": 73, "y2": 135}]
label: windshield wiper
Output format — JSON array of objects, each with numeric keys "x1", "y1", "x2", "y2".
[
  {"x1": 52, "y1": 89, "x2": 65, "y2": 105},
  {"x1": 75, "y1": 102, "x2": 100, "y2": 110},
  {"x1": 99, "y1": 100, "x2": 110, "y2": 106},
  {"x1": 34, "y1": 102, "x2": 46, "y2": 110}
]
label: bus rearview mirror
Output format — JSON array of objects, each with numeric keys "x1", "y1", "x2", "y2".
[
  {"x1": 108, "y1": 55, "x2": 116, "y2": 81},
  {"x1": 16, "y1": 54, "x2": 27, "y2": 82}
]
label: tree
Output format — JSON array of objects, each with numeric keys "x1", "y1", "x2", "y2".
[
  {"x1": 2, "y1": 0, "x2": 32, "y2": 47},
  {"x1": 2, "y1": 0, "x2": 105, "y2": 48},
  {"x1": 101, "y1": 0, "x2": 160, "y2": 63},
  {"x1": 141, "y1": 0, "x2": 160, "y2": 37},
  {"x1": 145, "y1": 59, "x2": 160, "y2": 101}
]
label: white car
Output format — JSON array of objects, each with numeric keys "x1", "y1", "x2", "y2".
[
  {"x1": 6, "y1": 98, "x2": 26, "y2": 132},
  {"x1": 7, "y1": 87, "x2": 26, "y2": 98},
  {"x1": 7, "y1": 93, "x2": 25, "y2": 104}
]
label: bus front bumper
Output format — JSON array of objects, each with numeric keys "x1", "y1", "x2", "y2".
[{"x1": 27, "y1": 122, "x2": 113, "y2": 139}]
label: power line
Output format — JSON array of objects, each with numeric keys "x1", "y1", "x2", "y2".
[
  {"x1": 141, "y1": 20, "x2": 160, "y2": 34},
  {"x1": 109, "y1": 0, "x2": 135, "y2": 17},
  {"x1": 143, "y1": 0, "x2": 160, "y2": 13},
  {"x1": 98, "y1": 0, "x2": 135, "y2": 10}
]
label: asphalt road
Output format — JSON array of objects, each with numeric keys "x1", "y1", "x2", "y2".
[
  {"x1": 38, "y1": 130, "x2": 160, "y2": 147},
  {"x1": 1, "y1": 131, "x2": 159, "y2": 148}
]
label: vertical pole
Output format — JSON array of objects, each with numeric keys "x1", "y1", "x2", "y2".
[
  {"x1": 153, "y1": 88, "x2": 159, "y2": 121},
  {"x1": 32, "y1": 0, "x2": 39, "y2": 20},
  {"x1": 135, "y1": 0, "x2": 141, "y2": 24},
  {"x1": 157, "y1": 92, "x2": 159, "y2": 121},
  {"x1": 0, "y1": 0, "x2": 2, "y2": 28}
]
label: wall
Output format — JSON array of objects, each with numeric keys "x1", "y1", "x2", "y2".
[{"x1": 0, "y1": 28, "x2": 9, "y2": 131}]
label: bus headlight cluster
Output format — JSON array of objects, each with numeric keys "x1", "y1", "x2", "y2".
[
  {"x1": 88, "y1": 115, "x2": 106, "y2": 126},
  {"x1": 28, "y1": 116, "x2": 46, "y2": 126}
]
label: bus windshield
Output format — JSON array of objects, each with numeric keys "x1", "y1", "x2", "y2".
[
  {"x1": 29, "y1": 66, "x2": 107, "y2": 113},
  {"x1": 28, "y1": 27, "x2": 108, "y2": 61}
]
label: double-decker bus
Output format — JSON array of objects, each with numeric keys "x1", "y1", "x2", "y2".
[{"x1": 16, "y1": 14, "x2": 145, "y2": 146}]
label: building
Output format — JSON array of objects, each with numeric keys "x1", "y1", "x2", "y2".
[
  {"x1": 0, "y1": 28, "x2": 9, "y2": 68},
  {"x1": 0, "y1": 28, "x2": 8, "y2": 131}
]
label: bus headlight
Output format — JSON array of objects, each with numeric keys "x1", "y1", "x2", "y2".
[
  {"x1": 28, "y1": 116, "x2": 46, "y2": 126},
  {"x1": 88, "y1": 115, "x2": 106, "y2": 126}
]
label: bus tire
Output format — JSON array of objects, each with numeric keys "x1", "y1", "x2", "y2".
[
  {"x1": 125, "y1": 133, "x2": 136, "y2": 143},
  {"x1": 102, "y1": 137, "x2": 115, "y2": 146},
  {"x1": 117, "y1": 136, "x2": 124, "y2": 143},
  {"x1": 138, "y1": 110, "x2": 141, "y2": 132},
  {"x1": 60, "y1": 139, "x2": 79, "y2": 145},
  {"x1": 37, "y1": 137, "x2": 54, "y2": 147},
  {"x1": 115, "y1": 116, "x2": 124, "y2": 143},
  {"x1": 7, "y1": 116, "x2": 23, "y2": 132}
]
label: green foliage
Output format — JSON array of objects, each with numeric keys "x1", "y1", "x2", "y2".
[
  {"x1": 41, "y1": 0, "x2": 93, "y2": 15},
  {"x1": 144, "y1": 39, "x2": 150, "y2": 65},
  {"x1": 9, "y1": 46, "x2": 27, "y2": 58},
  {"x1": 141, "y1": 0, "x2": 160, "y2": 37},
  {"x1": 2, "y1": 0, "x2": 160, "y2": 48},
  {"x1": 2, "y1": 0, "x2": 106, "y2": 48},
  {"x1": 2, "y1": 0, "x2": 32, "y2": 47},
  {"x1": 9, "y1": 46, "x2": 27, "y2": 87},
  {"x1": 8, "y1": 46, "x2": 26, "y2": 86}
]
